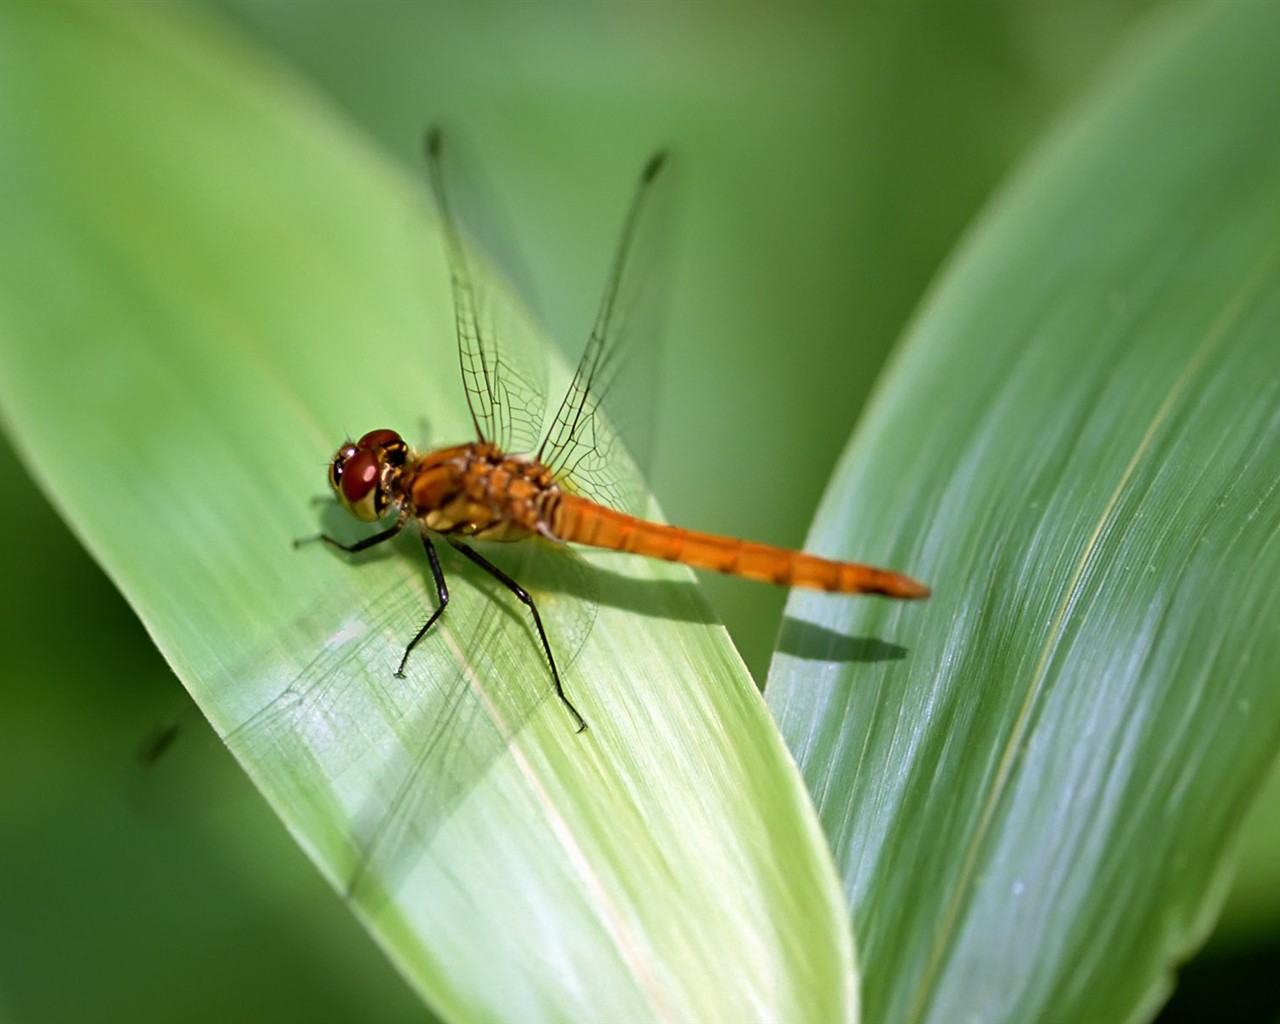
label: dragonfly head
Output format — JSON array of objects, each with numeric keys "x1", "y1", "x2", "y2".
[{"x1": 329, "y1": 428, "x2": 409, "y2": 521}]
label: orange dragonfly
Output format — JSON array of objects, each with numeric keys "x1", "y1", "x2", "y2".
[{"x1": 306, "y1": 128, "x2": 928, "y2": 732}]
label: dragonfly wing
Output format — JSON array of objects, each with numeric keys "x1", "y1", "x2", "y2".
[
  {"x1": 425, "y1": 128, "x2": 548, "y2": 455},
  {"x1": 226, "y1": 540, "x2": 597, "y2": 906},
  {"x1": 338, "y1": 539, "x2": 598, "y2": 904},
  {"x1": 537, "y1": 149, "x2": 673, "y2": 516}
]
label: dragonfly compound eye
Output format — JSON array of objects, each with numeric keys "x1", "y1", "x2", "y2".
[
  {"x1": 359, "y1": 428, "x2": 408, "y2": 468},
  {"x1": 338, "y1": 449, "x2": 386, "y2": 521},
  {"x1": 358, "y1": 427, "x2": 402, "y2": 449},
  {"x1": 328, "y1": 442, "x2": 359, "y2": 493}
]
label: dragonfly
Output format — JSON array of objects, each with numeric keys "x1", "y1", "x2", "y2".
[{"x1": 305, "y1": 127, "x2": 929, "y2": 733}]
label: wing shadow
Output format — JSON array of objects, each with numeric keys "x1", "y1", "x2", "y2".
[{"x1": 775, "y1": 616, "x2": 909, "y2": 664}]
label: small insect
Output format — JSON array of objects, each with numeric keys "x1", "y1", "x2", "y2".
[{"x1": 302, "y1": 128, "x2": 929, "y2": 732}]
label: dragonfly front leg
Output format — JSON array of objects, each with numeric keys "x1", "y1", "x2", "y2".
[
  {"x1": 395, "y1": 534, "x2": 450, "y2": 678},
  {"x1": 450, "y1": 541, "x2": 588, "y2": 733},
  {"x1": 295, "y1": 514, "x2": 407, "y2": 553}
]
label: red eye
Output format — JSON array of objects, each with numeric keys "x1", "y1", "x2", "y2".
[
  {"x1": 341, "y1": 450, "x2": 380, "y2": 504},
  {"x1": 329, "y1": 443, "x2": 358, "y2": 490},
  {"x1": 358, "y1": 428, "x2": 402, "y2": 450}
]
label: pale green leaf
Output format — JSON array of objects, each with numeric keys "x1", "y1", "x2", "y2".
[{"x1": 0, "y1": 3, "x2": 851, "y2": 1021}]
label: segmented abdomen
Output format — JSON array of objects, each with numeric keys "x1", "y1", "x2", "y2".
[{"x1": 548, "y1": 493, "x2": 930, "y2": 598}]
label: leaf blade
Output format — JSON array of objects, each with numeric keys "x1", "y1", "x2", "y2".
[
  {"x1": 768, "y1": 3, "x2": 1280, "y2": 1021},
  {"x1": 0, "y1": 3, "x2": 854, "y2": 1020}
]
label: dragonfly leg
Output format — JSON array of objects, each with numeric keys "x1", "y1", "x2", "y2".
[
  {"x1": 295, "y1": 515, "x2": 406, "y2": 553},
  {"x1": 450, "y1": 541, "x2": 588, "y2": 733},
  {"x1": 395, "y1": 533, "x2": 450, "y2": 678}
]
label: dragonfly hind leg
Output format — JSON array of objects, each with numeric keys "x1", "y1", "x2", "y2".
[
  {"x1": 395, "y1": 533, "x2": 450, "y2": 678},
  {"x1": 450, "y1": 540, "x2": 588, "y2": 733}
]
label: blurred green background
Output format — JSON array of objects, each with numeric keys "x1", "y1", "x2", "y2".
[{"x1": 2, "y1": 2, "x2": 1273, "y2": 1021}]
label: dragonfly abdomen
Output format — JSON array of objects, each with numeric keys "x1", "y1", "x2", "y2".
[{"x1": 550, "y1": 494, "x2": 930, "y2": 599}]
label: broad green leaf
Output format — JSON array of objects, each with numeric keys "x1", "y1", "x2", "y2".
[
  {"x1": 769, "y1": 4, "x2": 1280, "y2": 1022},
  {"x1": 0, "y1": 4, "x2": 852, "y2": 1021}
]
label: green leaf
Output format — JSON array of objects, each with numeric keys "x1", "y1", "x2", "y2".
[
  {"x1": 768, "y1": 4, "x2": 1280, "y2": 1022},
  {"x1": 0, "y1": 3, "x2": 852, "y2": 1021}
]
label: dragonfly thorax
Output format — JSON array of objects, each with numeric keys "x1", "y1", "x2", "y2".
[
  {"x1": 329, "y1": 428, "x2": 410, "y2": 522},
  {"x1": 408, "y1": 442, "x2": 561, "y2": 542}
]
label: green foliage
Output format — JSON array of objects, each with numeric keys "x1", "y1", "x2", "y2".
[
  {"x1": 770, "y1": 4, "x2": 1280, "y2": 1020},
  {"x1": 1, "y1": 2, "x2": 1275, "y2": 1023},
  {"x1": 0, "y1": 3, "x2": 847, "y2": 1020}
]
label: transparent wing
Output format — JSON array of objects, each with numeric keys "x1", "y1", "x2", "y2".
[
  {"x1": 425, "y1": 127, "x2": 547, "y2": 454},
  {"x1": 226, "y1": 541, "x2": 598, "y2": 906},
  {"x1": 536, "y1": 150, "x2": 672, "y2": 515}
]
